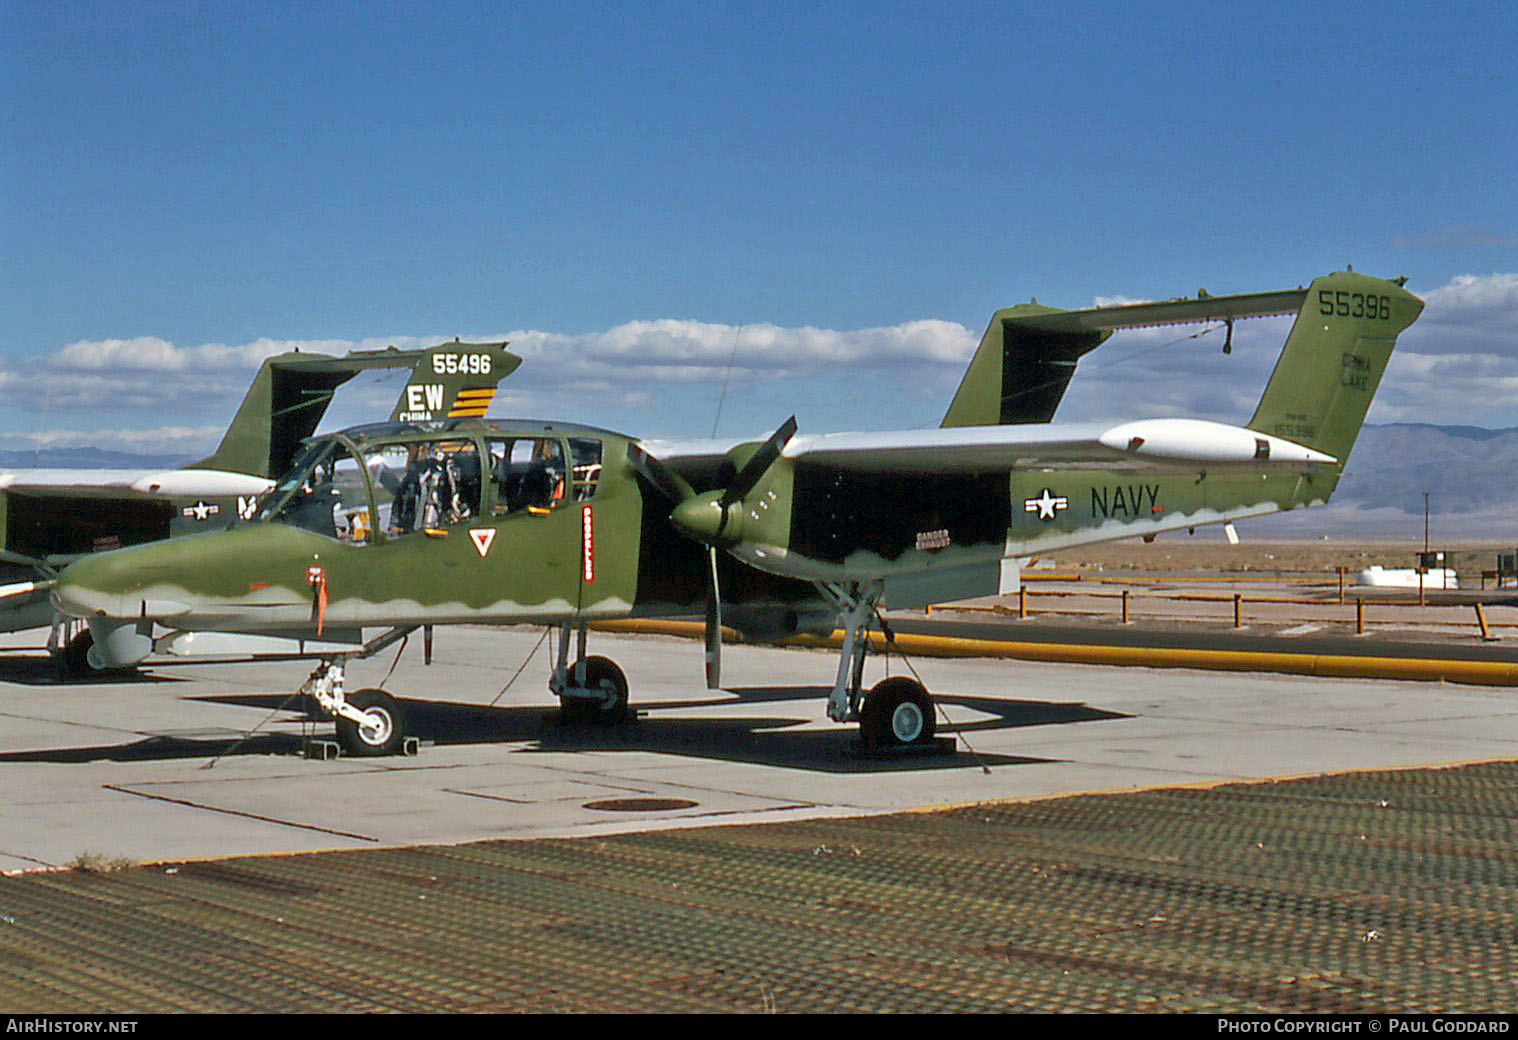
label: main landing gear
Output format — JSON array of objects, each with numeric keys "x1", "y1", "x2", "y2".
[
  {"x1": 550, "y1": 621, "x2": 630, "y2": 724},
  {"x1": 859, "y1": 675, "x2": 937, "y2": 751},
  {"x1": 819, "y1": 581, "x2": 945, "y2": 754},
  {"x1": 49, "y1": 617, "x2": 138, "y2": 679},
  {"x1": 291, "y1": 606, "x2": 939, "y2": 757}
]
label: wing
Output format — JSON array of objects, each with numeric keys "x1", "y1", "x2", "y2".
[
  {"x1": 0, "y1": 469, "x2": 273, "y2": 497},
  {"x1": 780, "y1": 418, "x2": 1335, "y2": 474}
]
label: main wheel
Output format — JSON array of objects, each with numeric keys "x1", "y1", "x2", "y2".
[
  {"x1": 559, "y1": 656, "x2": 629, "y2": 724},
  {"x1": 60, "y1": 630, "x2": 95, "y2": 677},
  {"x1": 58, "y1": 630, "x2": 137, "y2": 678},
  {"x1": 335, "y1": 688, "x2": 407, "y2": 756},
  {"x1": 859, "y1": 676, "x2": 936, "y2": 750}
]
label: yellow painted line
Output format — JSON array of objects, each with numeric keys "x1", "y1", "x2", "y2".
[{"x1": 592, "y1": 620, "x2": 1518, "y2": 687}]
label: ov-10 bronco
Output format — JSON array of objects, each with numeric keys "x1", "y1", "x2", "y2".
[
  {"x1": 5, "y1": 339, "x2": 517, "y2": 671},
  {"x1": 51, "y1": 270, "x2": 1423, "y2": 754}
]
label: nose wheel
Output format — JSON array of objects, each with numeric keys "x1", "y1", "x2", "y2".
[
  {"x1": 334, "y1": 687, "x2": 407, "y2": 757},
  {"x1": 298, "y1": 647, "x2": 417, "y2": 758}
]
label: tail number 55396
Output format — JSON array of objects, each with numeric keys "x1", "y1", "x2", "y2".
[{"x1": 1319, "y1": 290, "x2": 1390, "y2": 320}]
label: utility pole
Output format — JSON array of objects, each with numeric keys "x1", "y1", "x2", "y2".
[{"x1": 1421, "y1": 492, "x2": 1430, "y2": 607}]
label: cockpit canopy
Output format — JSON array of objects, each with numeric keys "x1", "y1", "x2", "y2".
[{"x1": 258, "y1": 426, "x2": 607, "y2": 543}]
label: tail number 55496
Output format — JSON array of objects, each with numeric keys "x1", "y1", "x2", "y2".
[{"x1": 432, "y1": 353, "x2": 492, "y2": 375}]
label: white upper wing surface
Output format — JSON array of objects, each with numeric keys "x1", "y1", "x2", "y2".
[
  {"x1": 775, "y1": 419, "x2": 1335, "y2": 474},
  {"x1": 0, "y1": 469, "x2": 274, "y2": 498}
]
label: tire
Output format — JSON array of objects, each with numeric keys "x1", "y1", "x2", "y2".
[
  {"x1": 859, "y1": 676, "x2": 936, "y2": 750},
  {"x1": 559, "y1": 656, "x2": 629, "y2": 724},
  {"x1": 59, "y1": 630, "x2": 137, "y2": 679},
  {"x1": 335, "y1": 688, "x2": 407, "y2": 756},
  {"x1": 60, "y1": 630, "x2": 95, "y2": 677}
]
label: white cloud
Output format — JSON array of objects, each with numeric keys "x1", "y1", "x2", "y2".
[
  {"x1": 500, "y1": 317, "x2": 976, "y2": 379},
  {"x1": 52, "y1": 334, "x2": 442, "y2": 372},
  {"x1": 1397, "y1": 273, "x2": 1518, "y2": 355},
  {"x1": 5, "y1": 272, "x2": 1516, "y2": 447}
]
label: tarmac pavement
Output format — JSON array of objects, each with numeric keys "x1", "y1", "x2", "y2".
[{"x1": 3, "y1": 622, "x2": 1518, "y2": 874}]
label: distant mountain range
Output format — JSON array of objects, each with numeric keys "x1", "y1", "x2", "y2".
[
  {"x1": 0, "y1": 448, "x2": 194, "y2": 470},
  {"x1": 1334, "y1": 424, "x2": 1518, "y2": 515},
  {"x1": 1222, "y1": 423, "x2": 1518, "y2": 540},
  {"x1": 0, "y1": 425, "x2": 1510, "y2": 540}
]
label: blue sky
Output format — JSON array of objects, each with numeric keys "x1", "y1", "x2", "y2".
[{"x1": 2, "y1": 0, "x2": 1515, "y2": 450}]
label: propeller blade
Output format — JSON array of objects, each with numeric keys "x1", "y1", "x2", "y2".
[
  {"x1": 0, "y1": 550, "x2": 59, "y2": 579},
  {"x1": 627, "y1": 442, "x2": 696, "y2": 503},
  {"x1": 704, "y1": 546, "x2": 722, "y2": 689},
  {"x1": 0, "y1": 578, "x2": 53, "y2": 602},
  {"x1": 721, "y1": 415, "x2": 797, "y2": 508},
  {"x1": 667, "y1": 417, "x2": 797, "y2": 546}
]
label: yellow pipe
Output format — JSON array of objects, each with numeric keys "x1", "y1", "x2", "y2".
[{"x1": 592, "y1": 620, "x2": 1518, "y2": 687}]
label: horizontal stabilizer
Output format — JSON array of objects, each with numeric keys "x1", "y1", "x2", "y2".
[
  {"x1": 261, "y1": 343, "x2": 523, "y2": 378},
  {"x1": 1008, "y1": 288, "x2": 1308, "y2": 334}
]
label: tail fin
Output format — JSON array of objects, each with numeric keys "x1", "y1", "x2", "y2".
[
  {"x1": 188, "y1": 341, "x2": 521, "y2": 478},
  {"x1": 1248, "y1": 271, "x2": 1423, "y2": 479},
  {"x1": 941, "y1": 303, "x2": 1110, "y2": 427},
  {"x1": 390, "y1": 342, "x2": 518, "y2": 423}
]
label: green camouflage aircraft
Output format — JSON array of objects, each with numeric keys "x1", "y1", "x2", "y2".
[
  {"x1": 0, "y1": 340, "x2": 517, "y2": 669},
  {"x1": 50, "y1": 271, "x2": 1423, "y2": 754}
]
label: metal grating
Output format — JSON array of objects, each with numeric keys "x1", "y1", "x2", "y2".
[{"x1": 1, "y1": 761, "x2": 1516, "y2": 1012}]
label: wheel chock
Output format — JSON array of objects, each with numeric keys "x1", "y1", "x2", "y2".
[
  {"x1": 303, "y1": 739, "x2": 340, "y2": 761},
  {"x1": 304, "y1": 736, "x2": 419, "y2": 759},
  {"x1": 844, "y1": 736, "x2": 957, "y2": 759}
]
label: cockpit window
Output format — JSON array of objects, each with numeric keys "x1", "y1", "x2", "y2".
[
  {"x1": 258, "y1": 440, "x2": 374, "y2": 543},
  {"x1": 568, "y1": 438, "x2": 603, "y2": 501},
  {"x1": 487, "y1": 437, "x2": 567, "y2": 514},
  {"x1": 366, "y1": 438, "x2": 482, "y2": 535}
]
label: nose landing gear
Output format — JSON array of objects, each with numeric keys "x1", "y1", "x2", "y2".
[{"x1": 335, "y1": 687, "x2": 408, "y2": 757}]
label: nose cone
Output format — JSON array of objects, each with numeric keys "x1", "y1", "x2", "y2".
[{"x1": 53, "y1": 542, "x2": 193, "y2": 621}]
